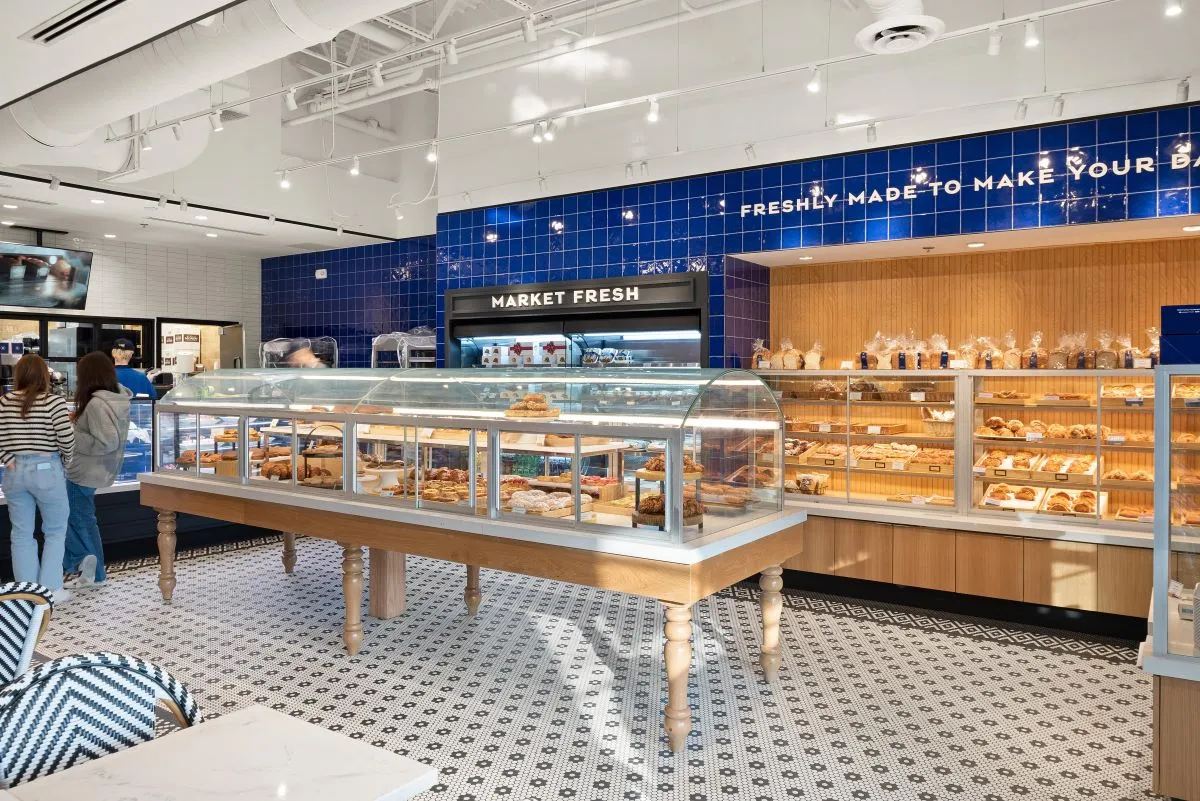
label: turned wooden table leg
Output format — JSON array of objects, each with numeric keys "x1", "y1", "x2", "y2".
[
  {"x1": 662, "y1": 603, "x2": 694, "y2": 753},
  {"x1": 282, "y1": 532, "x2": 297, "y2": 574},
  {"x1": 155, "y1": 509, "x2": 177, "y2": 602},
  {"x1": 759, "y1": 565, "x2": 784, "y2": 682},
  {"x1": 340, "y1": 543, "x2": 364, "y2": 656},
  {"x1": 464, "y1": 565, "x2": 481, "y2": 616}
]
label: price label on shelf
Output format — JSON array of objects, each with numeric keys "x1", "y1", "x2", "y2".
[
  {"x1": 380, "y1": 490, "x2": 394, "y2": 497},
  {"x1": 1026, "y1": 432, "x2": 1044, "y2": 441},
  {"x1": 909, "y1": 392, "x2": 926, "y2": 402},
  {"x1": 867, "y1": 425, "x2": 882, "y2": 435},
  {"x1": 948, "y1": 359, "x2": 969, "y2": 369},
  {"x1": 1124, "y1": 398, "x2": 1145, "y2": 407},
  {"x1": 890, "y1": 460, "x2": 906, "y2": 472},
  {"x1": 1187, "y1": 399, "x2": 1200, "y2": 408},
  {"x1": 839, "y1": 360, "x2": 854, "y2": 370},
  {"x1": 848, "y1": 391, "x2": 863, "y2": 401},
  {"x1": 977, "y1": 392, "x2": 994, "y2": 399},
  {"x1": 757, "y1": 360, "x2": 771, "y2": 370},
  {"x1": 773, "y1": 390, "x2": 783, "y2": 399},
  {"x1": 512, "y1": 507, "x2": 527, "y2": 514},
  {"x1": 818, "y1": 424, "x2": 832, "y2": 433},
  {"x1": 910, "y1": 496, "x2": 927, "y2": 505},
  {"x1": 847, "y1": 458, "x2": 858, "y2": 468},
  {"x1": 1107, "y1": 435, "x2": 1127, "y2": 444},
  {"x1": 973, "y1": 466, "x2": 986, "y2": 475},
  {"x1": 1138, "y1": 513, "x2": 1155, "y2": 523},
  {"x1": 1044, "y1": 394, "x2": 1060, "y2": 401},
  {"x1": 1133, "y1": 358, "x2": 1153, "y2": 369}
]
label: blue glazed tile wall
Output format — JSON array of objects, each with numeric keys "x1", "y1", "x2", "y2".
[
  {"x1": 261, "y1": 103, "x2": 1200, "y2": 369},
  {"x1": 261, "y1": 236, "x2": 435, "y2": 368}
]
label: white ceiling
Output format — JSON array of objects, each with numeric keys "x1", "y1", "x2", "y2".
[
  {"x1": 0, "y1": 0, "x2": 243, "y2": 108},
  {"x1": 0, "y1": 172, "x2": 388, "y2": 257}
]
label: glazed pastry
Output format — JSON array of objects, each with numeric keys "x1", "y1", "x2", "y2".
[
  {"x1": 985, "y1": 416, "x2": 1007, "y2": 429},
  {"x1": 1132, "y1": 470, "x2": 1153, "y2": 482},
  {"x1": 1015, "y1": 486, "x2": 1037, "y2": 501},
  {"x1": 1177, "y1": 433, "x2": 1197, "y2": 444},
  {"x1": 178, "y1": 449, "x2": 197, "y2": 464},
  {"x1": 1073, "y1": 500, "x2": 1096, "y2": 513},
  {"x1": 1046, "y1": 501, "x2": 1071, "y2": 512},
  {"x1": 1103, "y1": 468, "x2": 1129, "y2": 481}
]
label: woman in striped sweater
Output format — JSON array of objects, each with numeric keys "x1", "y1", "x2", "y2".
[{"x1": 0, "y1": 354, "x2": 74, "y2": 603}]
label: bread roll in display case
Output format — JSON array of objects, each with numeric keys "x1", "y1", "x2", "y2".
[{"x1": 153, "y1": 368, "x2": 785, "y2": 544}]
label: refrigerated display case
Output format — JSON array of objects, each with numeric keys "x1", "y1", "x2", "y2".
[{"x1": 153, "y1": 368, "x2": 784, "y2": 544}]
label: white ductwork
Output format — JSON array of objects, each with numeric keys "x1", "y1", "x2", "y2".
[
  {"x1": 0, "y1": 0, "x2": 427, "y2": 179},
  {"x1": 301, "y1": 68, "x2": 427, "y2": 115},
  {"x1": 854, "y1": 0, "x2": 944, "y2": 55},
  {"x1": 350, "y1": 22, "x2": 413, "y2": 53}
]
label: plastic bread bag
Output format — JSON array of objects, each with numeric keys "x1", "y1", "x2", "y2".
[
  {"x1": 751, "y1": 338, "x2": 772, "y2": 369},
  {"x1": 957, "y1": 334, "x2": 978, "y2": 370},
  {"x1": 1001, "y1": 329, "x2": 1022, "y2": 370},
  {"x1": 915, "y1": 337, "x2": 931, "y2": 370},
  {"x1": 976, "y1": 336, "x2": 999, "y2": 369},
  {"x1": 1069, "y1": 331, "x2": 1093, "y2": 369},
  {"x1": 1021, "y1": 330, "x2": 1048, "y2": 369},
  {"x1": 876, "y1": 334, "x2": 896, "y2": 369},
  {"x1": 1049, "y1": 331, "x2": 1072, "y2": 370},
  {"x1": 1095, "y1": 330, "x2": 1119, "y2": 369},
  {"x1": 769, "y1": 337, "x2": 790, "y2": 370},
  {"x1": 802, "y1": 340, "x2": 823, "y2": 370},
  {"x1": 861, "y1": 332, "x2": 882, "y2": 369},
  {"x1": 1147, "y1": 326, "x2": 1161, "y2": 366},
  {"x1": 783, "y1": 339, "x2": 804, "y2": 370},
  {"x1": 895, "y1": 333, "x2": 912, "y2": 370},
  {"x1": 1115, "y1": 332, "x2": 1138, "y2": 368},
  {"x1": 926, "y1": 333, "x2": 950, "y2": 369}
]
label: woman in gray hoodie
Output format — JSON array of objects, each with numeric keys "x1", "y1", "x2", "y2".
[{"x1": 62, "y1": 351, "x2": 131, "y2": 589}]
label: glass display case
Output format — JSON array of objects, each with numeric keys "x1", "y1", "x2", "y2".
[
  {"x1": 756, "y1": 371, "x2": 959, "y2": 511},
  {"x1": 1150, "y1": 366, "x2": 1200, "y2": 664},
  {"x1": 153, "y1": 368, "x2": 785, "y2": 544}
]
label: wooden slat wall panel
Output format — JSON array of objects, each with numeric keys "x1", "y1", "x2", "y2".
[{"x1": 769, "y1": 239, "x2": 1200, "y2": 366}]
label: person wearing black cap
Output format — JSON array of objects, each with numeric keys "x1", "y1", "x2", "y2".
[{"x1": 111, "y1": 338, "x2": 156, "y2": 398}]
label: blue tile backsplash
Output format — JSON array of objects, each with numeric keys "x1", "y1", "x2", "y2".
[{"x1": 263, "y1": 102, "x2": 1200, "y2": 368}]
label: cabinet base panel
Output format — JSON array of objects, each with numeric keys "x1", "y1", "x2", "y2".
[{"x1": 781, "y1": 569, "x2": 1146, "y2": 642}]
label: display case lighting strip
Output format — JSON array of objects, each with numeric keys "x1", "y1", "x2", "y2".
[{"x1": 586, "y1": 330, "x2": 702, "y2": 341}]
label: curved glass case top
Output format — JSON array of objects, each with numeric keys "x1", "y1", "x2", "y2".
[{"x1": 159, "y1": 368, "x2": 781, "y2": 429}]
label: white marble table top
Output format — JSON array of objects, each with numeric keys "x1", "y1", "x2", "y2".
[{"x1": 10, "y1": 705, "x2": 438, "y2": 801}]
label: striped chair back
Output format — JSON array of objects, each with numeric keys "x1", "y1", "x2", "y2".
[
  {"x1": 0, "y1": 652, "x2": 201, "y2": 788},
  {"x1": 0, "y1": 583, "x2": 53, "y2": 686}
]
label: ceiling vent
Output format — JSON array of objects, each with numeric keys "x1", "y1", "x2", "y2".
[
  {"x1": 21, "y1": 0, "x2": 130, "y2": 45},
  {"x1": 854, "y1": 0, "x2": 944, "y2": 55}
]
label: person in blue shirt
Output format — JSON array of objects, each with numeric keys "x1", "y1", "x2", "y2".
[{"x1": 110, "y1": 338, "x2": 156, "y2": 399}]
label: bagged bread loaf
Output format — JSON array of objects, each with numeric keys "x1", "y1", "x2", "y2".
[
  {"x1": 802, "y1": 341, "x2": 823, "y2": 370},
  {"x1": 1147, "y1": 326, "x2": 1161, "y2": 366},
  {"x1": 1069, "y1": 331, "x2": 1094, "y2": 369},
  {"x1": 876, "y1": 335, "x2": 896, "y2": 369},
  {"x1": 751, "y1": 338, "x2": 772, "y2": 369},
  {"x1": 896, "y1": 333, "x2": 914, "y2": 370},
  {"x1": 860, "y1": 332, "x2": 882, "y2": 369},
  {"x1": 1117, "y1": 333, "x2": 1137, "y2": 369},
  {"x1": 1095, "y1": 331, "x2": 1119, "y2": 369},
  {"x1": 927, "y1": 333, "x2": 950, "y2": 369},
  {"x1": 1049, "y1": 332, "x2": 1072, "y2": 370},
  {"x1": 914, "y1": 338, "x2": 930, "y2": 370},
  {"x1": 957, "y1": 334, "x2": 979, "y2": 370},
  {"x1": 782, "y1": 339, "x2": 804, "y2": 370},
  {"x1": 1021, "y1": 330, "x2": 1048, "y2": 369},
  {"x1": 769, "y1": 338, "x2": 790, "y2": 370},
  {"x1": 977, "y1": 336, "x2": 999, "y2": 369},
  {"x1": 1001, "y1": 329, "x2": 1022, "y2": 370}
]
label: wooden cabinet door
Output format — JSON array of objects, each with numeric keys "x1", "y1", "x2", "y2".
[
  {"x1": 1023, "y1": 540, "x2": 1098, "y2": 610},
  {"x1": 785, "y1": 515, "x2": 838, "y2": 574},
  {"x1": 1097, "y1": 545, "x2": 1152, "y2": 618},
  {"x1": 892, "y1": 526, "x2": 956, "y2": 592},
  {"x1": 833, "y1": 519, "x2": 893, "y2": 583},
  {"x1": 955, "y1": 532, "x2": 1023, "y2": 601}
]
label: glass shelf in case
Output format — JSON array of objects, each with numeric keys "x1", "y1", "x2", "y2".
[{"x1": 153, "y1": 368, "x2": 785, "y2": 546}]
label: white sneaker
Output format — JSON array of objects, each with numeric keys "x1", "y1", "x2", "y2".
[
  {"x1": 51, "y1": 588, "x2": 74, "y2": 606},
  {"x1": 62, "y1": 572, "x2": 83, "y2": 589},
  {"x1": 78, "y1": 555, "x2": 98, "y2": 588}
]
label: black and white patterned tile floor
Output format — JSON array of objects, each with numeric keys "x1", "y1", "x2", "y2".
[{"x1": 37, "y1": 536, "x2": 1159, "y2": 801}]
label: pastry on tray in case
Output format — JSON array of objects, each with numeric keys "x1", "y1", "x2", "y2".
[
  {"x1": 785, "y1": 472, "x2": 830, "y2": 495},
  {"x1": 505, "y1": 393, "x2": 560, "y2": 419}
]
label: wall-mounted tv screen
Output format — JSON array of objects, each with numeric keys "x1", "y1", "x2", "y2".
[{"x1": 0, "y1": 242, "x2": 92, "y2": 310}]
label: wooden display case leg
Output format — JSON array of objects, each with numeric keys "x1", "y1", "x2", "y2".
[
  {"x1": 282, "y1": 532, "x2": 297, "y2": 574},
  {"x1": 155, "y1": 509, "x2": 177, "y2": 602},
  {"x1": 759, "y1": 565, "x2": 784, "y2": 682},
  {"x1": 340, "y1": 543, "x2": 365, "y2": 656},
  {"x1": 465, "y1": 564, "x2": 482, "y2": 616},
  {"x1": 368, "y1": 548, "x2": 406, "y2": 619},
  {"x1": 662, "y1": 603, "x2": 694, "y2": 753}
]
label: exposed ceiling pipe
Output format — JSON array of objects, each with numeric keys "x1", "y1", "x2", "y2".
[
  {"x1": 350, "y1": 22, "x2": 414, "y2": 52},
  {"x1": 288, "y1": 0, "x2": 760, "y2": 126},
  {"x1": 301, "y1": 68, "x2": 426, "y2": 112},
  {"x1": 0, "y1": 0, "x2": 427, "y2": 178},
  {"x1": 328, "y1": 115, "x2": 400, "y2": 142}
]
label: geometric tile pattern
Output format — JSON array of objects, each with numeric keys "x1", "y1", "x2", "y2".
[{"x1": 40, "y1": 538, "x2": 1158, "y2": 800}]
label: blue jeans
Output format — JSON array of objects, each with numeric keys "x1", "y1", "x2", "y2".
[
  {"x1": 64, "y1": 481, "x2": 105, "y2": 583},
  {"x1": 5, "y1": 454, "x2": 68, "y2": 591}
]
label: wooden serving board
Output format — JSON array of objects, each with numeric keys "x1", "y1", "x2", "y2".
[
  {"x1": 978, "y1": 485, "x2": 1046, "y2": 512},
  {"x1": 1039, "y1": 491, "x2": 1108, "y2": 518},
  {"x1": 1171, "y1": 397, "x2": 1200, "y2": 409},
  {"x1": 1099, "y1": 478, "x2": 1155, "y2": 492},
  {"x1": 635, "y1": 469, "x2": 704, "y2": 481},
  {"x1": 859, "y1": 423, "x2": 907, "y2": 435},
  {"x1": 592, "y1": 499, "x2": 636, "y2": 516},
  {"x1": 856, "y1": 457, "x2": 913, "y2": 472},
  {"x1": 511, "y1": 500, "x2": 594, "y2": 518},
  {"x1": 1099, "y1": 397, "x2": 1153, "y2": 410},
  {"x1": 1028, "y1": 466, "x2": 1098, "y2": 486},
  {"x1": 906, "y1": 461, "x2": 954, "y2": 474},
  {"x1": 974, "y1": 395, "x2": 1030, "y2": 406},
  {"x1": 1036, "y1": 396, "x2": 1095, "y2": 407},
  {"x1": 804, "y1": 454, "x2": 848, "y2": 468}
]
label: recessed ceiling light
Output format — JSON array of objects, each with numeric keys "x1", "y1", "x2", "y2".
[
  {"x1": 1184, "y1": 225, "x2": 1200, "y2": 232},
  {"x1": 194, "y1": 215, "x2": 208, "y2": 221},
  {"x1": 967, "y1": 242, "x2": 986, "y2": 248},
  {"x1": 90, "y1": 198, "x2": 105, "y2": 204},
  {"x1": 205, "y1": 232, "x2": 219, "y2": 238},
  {"x1": 2, "y1": 204, "x2": 16, "y2": 210},
  {"x1": 0, "y1": 221, "x2": 13, "y2": 226},
  {"x1": 103, "y1": 234, "x2": 116, "y2": 239},
  {"x1": 797, "y1": 255, "x2": 814, "y2": 261}
]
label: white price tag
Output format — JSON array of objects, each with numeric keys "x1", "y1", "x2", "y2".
[
  {"x1": 1107, "y1": 435, "x2": 1126, "y2": 444},
  {"x1": 1124, "y1": 398, "x2": 1145, "y2": 407},
  {"x1": 948, "y1": 359, "x2": 969, "y2": 369},
  {"x1": 847, "y1": 458, "x2": 858, "y2": 468},
  {"x1": 973, "y1": 466, "x2": 985, "y2": 475},
  {"x1": 890, "y1": 460, "x2": 906, "y2": 471},
  {"x1": 1044, "y1": 394, "x2": 1060, "y2": 401},
  {"x1": 977, "y1": 392, "x2": 994, "y2": 399},
  {"x1": 380, "y1": 490, "x2": 394, "y2": 497},
  {"x1": 909, "y1": 392, "x2": 926, "y2": 402},
  {"x1": 867, "y1": 425, "x2": 882, "y2": 435},
  {"x1": 839, "y1": 360, "x2": 854, "y2": 370},
  {"x1": 670, "y1": 400, "x2": 681, "y2": 407},
  {"x1": 580, "y1": 512, "x2": 596, "y2": 522},
  {"x1": 818, "y1": 424, "x2": 832, "y2": 433},
  {"x1": 1138, "y1": 513, "x2": 1155, "y2": 523},
  {"x1": 757, "y1": 360, "x2": 771, "y2": 370},
  {"x1": 1133, "y1": 358, "x2": 1153, "y2": 369},
  {"x1": 512, "y1": 507, "x2": 527, "y2": 514},
  {"x1": 1026, "y1": 432, "x2": 1044, "y2": 441},
  {"x1": 910, "y1": 496, "x2": 927, "y2": 505},
  {"x1": 848, "y1": 391, "x2": 863, "y2": 401}
]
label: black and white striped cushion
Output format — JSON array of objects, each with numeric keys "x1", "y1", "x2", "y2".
[
  {"x1": 0, "y1": 583, "x2": 53, "y2": 686},
  {"x1": 0, "y1": 652, "x2": 201, "y2": 787}
]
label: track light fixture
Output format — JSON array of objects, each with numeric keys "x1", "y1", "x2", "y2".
[
  {"x1": 171, "y1": 123, "x2": 182, "y2": 142},
  {"x1": 279, "y1": 170, "x2": 291, "y2": 190},
  {"x1": 394, "y1": 207, "x2": 404, "y2": 220},
  {"x1": 49, "y1": 177, "x2": 61, "y2": 191},
  {"x1": 625, "y1": 163, "x2": 634, "y2": 179},
  {"x1": 744, "y1": 143, "x2": 757, "y2": 162},
  {"x1": 426, "y1": 143, "x2": 438, "y2": 163},
  {"x1": 646, "y1": 98, "x2": 660, "y2": 123},
  {"x1": 139, "y1": 135, "x2": 152, "y2": 152},
  {"x1": 336, "y1": 225, "x2": 343, "y2": 237},
  {"x1": 1052, "y1": 95, "x2": 1065, "y2": 118},
  {"x1": 1024, "y1": 19, "x2": 1039, "y2": 48},
  {"x1": 806, "y1": 66, "x2": 822, "y2": 93},
  {"x1": 523, "y1": 15, "x2": 538, "y2": 43},
  {"x1": 370, "y1": 63, "x2": 385, "y2": 89},
  {"x1": 463, "y1": 191, "x2": 472, "y2": 204},
  {"x1": 538, "y1": 175, "x2": 547, "y2": 191},
  {"x1": 157, "y1": 195, "x2": 167, "y2": 209},
  {"x1": 180, "y1": 199, "x2": 188, "y2": 214},
  {"x1": 1014, "y1": 99, "x2": 1029, "y2": 120},
  {"x1": 987, "y1": 27, "x2": 1002, "y2": 56},
  {"x1": 285, "y1": 88, "x2": 298, "y2": 111},
  {"x1": 350, "y1": 157, "x2": 360, "y2": 176},
  {"x1": 1179, "y1": 78, "x2": 1191, "y2": 102},
  {"x1": 1166, "y1": 0, "x2": 1184, "y2": 16},
  {"x1": 640, "y1": 161, "x2": 649, "y2": 177},
  {"x1": 543, "y1": 120, "x2": 555, "y2": 142},
  {"x1": 208, "y1": 112, "x2": 223, "y2": 132},
  {"x1": 867, "y1": 122, "x2": 877, "y2": 144},
  {"x1": 532, "y1": 121, "x2": 545, "y2": 144},
  {"x1": 445, "y1": 39, "x2": 459, "y2": 65}
]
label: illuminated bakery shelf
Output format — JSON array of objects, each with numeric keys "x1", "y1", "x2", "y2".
[
  {"x1": 785, "y1": 429, "x2": 955, "y2": 443},
  {"x1": 772, "y1": 458, "x2": 955, "y2": 478},
  {"x1": 780, "y1": 398, "x2": 955, "y2": 407},
  {"x1": 972, "y1": 475, "x2": 1099, "y2": 491},
  {"x1": 1099, "y1": 479, "x2": 1156, "y2": 491},
  {"x1": 975, "y1": 400, "x2": 1099, "y2": 410},
  {"x1": 972, "y1": 437, "x2": 1108, "y2": 449}
]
